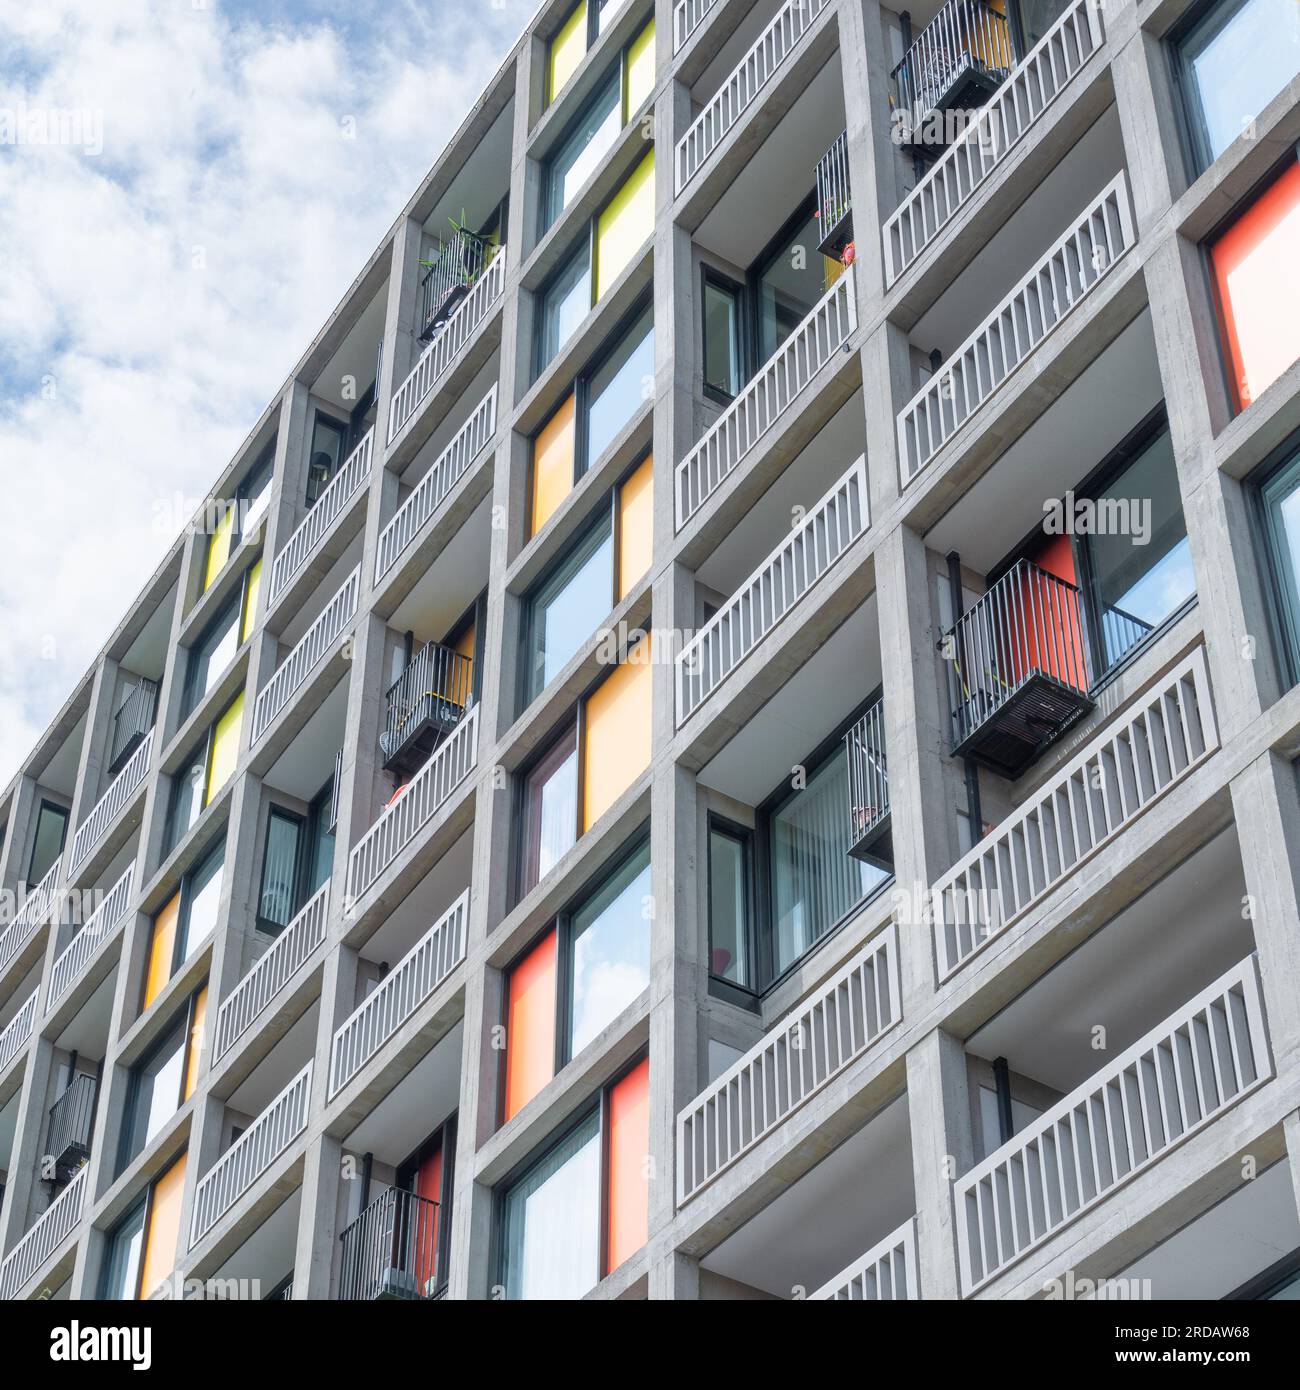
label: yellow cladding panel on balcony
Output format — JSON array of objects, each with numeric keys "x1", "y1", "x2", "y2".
[
  {"x1": 625, "y1": 19, "x2": 655, "y2": 117},
  {"x1": 549, "y1": 2, "x2": 588, "y2": 104},
  {"x1": 596, "y1": 148, "x2": 654, "y2": 300}
]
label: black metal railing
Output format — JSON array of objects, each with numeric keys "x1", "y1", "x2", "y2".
[
  {"x1": 891, "y1": 0, "x2": 1014, "y2": 144},
  {"x1": 338, "y1": 1187, "x2": 441, "y2": 1300},
  {"x1": 1101, "y1": 602, "x2": 1155, "y2": 672},
  {"x1": 419, "y1": 230, "x2": 492, "y2": 340},
  {"x1": 46, "y1": 1073, "x2": 97, "y2": 1177},
  {"x1": 815, "y1": 131, "x2": 852, "y2": 254},
  {"x1": 844, "y1": 696, "x2": 889, "y2": 860},
  {"x1": 942, "y1": 559, "x2": 1091, "y2": 757},
  {"x1": 380, "y1": 641, "x2": 473, "y2": 772},
  {"x1": 107, "y1": 679, "x2": 158, "y2": 776}
]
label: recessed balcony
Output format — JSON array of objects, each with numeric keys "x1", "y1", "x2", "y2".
[
  {"x1": 380, "y1": 640, "x2": 475, "y2": 777},
  {"x1": 418, "y1": 229, "x2": 494, "y2": 342},
  {"x1": 45, "y1": 1073, "x2": 96, "y2": 1183},
  {"x1": 338, "y1": 1187, "x2": 443, "y2": 1300},
  {"x1": 843, "y1": 694, "x2": 890, "y2": 864},
  {"x1": 106, "y1": 679, "x2": 157, "y2": 777},
  {"x1": 814, "y1": 130, "x2": 852, "y2": 255}
]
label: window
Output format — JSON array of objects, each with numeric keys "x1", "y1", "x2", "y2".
[
  {"x1": 101, "y1": 1152, "x2": 188, "y2": 1299},
  {"x1": 166, "y1": 691, "x2": 245, "y2": 852},
  {"x1": 184, "y1": 562, "x2": 259, "y2": 718},
  {"x1": 394, "y1": 1121, "x2": 456, "y2": 1297},
  {"x1": 500, "y1": 1056, "x2": 648, "y2": 1298},
  {"x1": 203, "y1": 444, "x2": 273, "y2": 592},
  {"x1": 257, "y1": 777, "x2": 335, "y2": 933},
  {"x1": 544, "y1": 74, "x2": 621, "y2": 231},
  {"x1": 707, "y1": 820, "x2": 751, "y2": 988},
  {"x1": 754, "y1": 203, "x2": 825, "y2": 366},
  {"x1": 586, "y1": 303, "x2": 653, "y2": 463},
  {"x1": 1174, "y1": 0, "x2": 1300, "y2": 173},
  {"x1": 537, "y1": 244, "x2": 593, "y2": 372},
  {"x1": 143, "y1": 842, "x2": 225, "y2": 1012},
  {"x1": 523, "y1": 454, "x2": 652, "y2": 704},
  {"x1": 1258, "y1": 440, "x2": 1300, "y2": 682},
  {"x1": 520, "y1": 729, "x2": 579, "y2": 895},
  {"x1": 28, "y1": 800, "x2": 68, "y2": 885},
  {"x1": 595, "y1": 148, "x2": 654, "y2": 299},
  {"x1": 1208, "y1": 154, "x2": 1300, "y2": 412},
  {"x1": 306, "y1": 412, "x2": 347, "y2": 507},
  {"x1": 120, "y1": 987, "x2": 208, "y2": 1171},
  {"x1": 702, "y1": 271, "x2": 743, "y2": 400}
]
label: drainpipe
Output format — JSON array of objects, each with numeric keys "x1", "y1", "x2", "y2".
[
  {"x1": 945, "y1": 550, "x2": 984, "y2": 839},
  {"x1": 993, "y1": 1056, "x2": 1014, "y2": 1144}
]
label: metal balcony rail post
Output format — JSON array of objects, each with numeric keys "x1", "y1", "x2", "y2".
[{"x1": 808, "y1": 1217, "x2": 919, "y2": 1299}]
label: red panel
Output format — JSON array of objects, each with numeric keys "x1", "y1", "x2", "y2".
[
  {"x1": 504, "y1": 929, "x2": 557, "y2": 1122},
  {"x1": 414, "y1": 1138, "x2": 443, "y2": 1292},
  {"x1": 606, "y1": 1057, "x2": 650, "y2": 1272}
]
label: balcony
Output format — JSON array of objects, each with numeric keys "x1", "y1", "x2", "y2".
[
  {"x1": 0, "y1": 1164, "x2": 85, "y2": 1301},
  {"x1": 190, "y1": 1062, "x2": 312, "y2": 1246},
  {"x1": 213, "y1": 885, "x2": 329, "y2": 1065},
  {"x1": 347, "y1": 705, "x2": 479, "y2": 906},
  {"x1": 107, "y1": 679, "x2": 157, "y2": 776},
  {"x1": 48, "y1": 863, "x2": 135, "y2": 1010},
  {"x1": 891, "y1": 0, "x2": 1016, "y2": 158},
  {"x1": 0, "y1": 858, "x2": 61, "y2": 981},
  {"x1": 45, "y1": 1073, "x2": 97, "y2": 1182},
  {"x1": 809, "y1": 1217, "x2": 918, "y2": 1300},
  {"x1": 956, "y1": 956, "x2": 1271, "y2": 1294},
  {"x1": 676, "y1": 458, "x2": 868, "y2": 724},
  {"x1": 251, "y1": 565, "x2": 361, "y2": 744},
  {"x1": 897, "y1": 173, "x2": 1135, "y2": 487},
  {"x1": 327, "y1": 890, "x2": 468, "y2": 1097},
  {"x1": 673, "y1": 0, "x2": 717, "y2": 53},
  {"x1": 388, "y1": 247, "x2": 506, "y2": 445},
  {"x1": 941, "y1": 560, "x2": 1091, "y2": 777},
  {"x1": 375, "y1": 386, "x2": 497, "y2": 585},
  {"x1": 676, "y1": 274, "x2": 856, "y2": 530},
  {"x1": 675, "y1": 0, "x2": 832, "y2": 195},
  {"x1": 0, "y1": 990, "x2": 38, "y2": 1077},
  {"x1": 380, "y1": 641, "x2": 474, "y2": 777},
  {"x1": 883, "y1": 0, "x2": 1105, "y2": 286},
  {"x1": 677, "y1": 924, "x2": 901, "y2": 1203},
  {"x1": 268, "y1": 429, "x2": 373, "y2": 607},
  {"x1": 814, "y1": 131, "x2": 852, "y2": 255},
  {"x1": 932, "y1": 647, "x2": 1218, "y2": 980},
  {"x1": 338, "y1": 1187, "x2": 441, "y2": 1300},
  {"x1": 70, "y1": 727, "x2": 154, "y2": 871},
  {"x1": 843, "y1": 695, "x2": 890, "y2": 864},
  {"x1": 418, "y1": 229, "x2": 493, "y2": 342}
]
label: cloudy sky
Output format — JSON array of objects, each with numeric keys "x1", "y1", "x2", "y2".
[{"x1": 0, "y1": 0, "x2": 536, "y2": 786}]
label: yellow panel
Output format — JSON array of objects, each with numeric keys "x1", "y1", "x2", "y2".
[
  {"x1": 617, "y1": 455, "x2": 653, "y2": 599},
  {"x1": 582, "y1": 634, "x2": 652, "y2": 832},
  {"x1": 203, "y1": 504, "x2": 235, "y2": 591},
  {"x1": 206, "y1": 690, "x2": 244, "y2": 804},
  {"x1": 144, "y1": 893, "x2": 180, "y2": 1011},
  {"x1": 240, "y1": 558, "x2": 262, "y2": 644},
  {"x1": 454, "y1": 619, "x2": 476, "y2": 664},
  {"x1": 596, "y1": 149, "x2": 654, "y2": 300},
  {"x1": 625, "y1": 20, "x2": 655, "y2": 118},
  {"x1": 139, "y1": 1152, "x2": 186, "y2": 1300},
  {"x1": 531, "y1": 393, "x2": 576, "y2": 538},
  {"x1": 549, "y1": 1, "x2": 587, "y2": 104},
  {"x1": 183, "y1": 986, "x2": 207, "y2": 1101}
]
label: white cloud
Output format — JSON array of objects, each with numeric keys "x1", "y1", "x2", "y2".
[{"x1": 0, "y1": 0, "x2": 537, "y2": 785}]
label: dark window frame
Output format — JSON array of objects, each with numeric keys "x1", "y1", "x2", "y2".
[
  {"x1": 118, "y1": 986, "x2": 206, "y2": 1176},
  {"x1": 27, "y1": 798, "x2": 69, "y2": 885},
  {"x1": 705, "y1": 814, "x2": 758, "y2": 1002},
  {"x1": 305, "y1": 409, "x2": 349, "y2": 508},
  {"x1": 1251, "y1": 428, "x2": 1300, "y2": 690},
  {"x1": 700, "y1": 265, "x2": 746, "y2": 404},
  {"x1": 143, "y1": 838, "x2": 226, "y2": 1014}
]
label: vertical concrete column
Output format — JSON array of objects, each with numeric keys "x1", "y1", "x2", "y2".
[
  {"x1": 375, "y1": 216, "x2": 426, "y2": 459},
  {"x1": 1109, "y1": 16, "x2": 1182, "y2": 233},
  {"x1": 906, "y1": 1027, "x2": 975, "y2": 1299},
  {"x1": 62, "y1": 655, "x2": 118, "y2": 882},
  {"x1": 860, "y1": 320, "x2": 914, "y2": 518},
  {"x1": 0, "y1": 1038, "x2": 59, "y2": 1257},
  {"x1": 0, "y1": 776, "x2": 38, "y2": 905},
  {"x1": 262, "y1": 381, "x2": 313, "y2": 582},
  {"x1": 291, "y1": 1132, "x2": 344, "y2": 1299}
]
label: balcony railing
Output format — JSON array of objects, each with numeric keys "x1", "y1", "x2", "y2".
[
  {"x1": 883, "y1": 0, "x2": 1105, "y2": 286},
  {"x1": 46, "y1": 1072, "x2": 97, "y2": 1177},
  {"x1": 673, "y1": 0, "x2": 717, "y2": 51},
  {"x1": 348, "y1": 705, "x2": 479, "y2": 905},
  {"x1": 677, "y1": 924, "x2": 901, "y2": 1203},
  {"x1": 269, "y1": 429, "x2": 373, "y2": 606},
  {"x1": 48, "y1": 862, "x2": 135, "y2": 1010},
  {"x1": 676, "y1": 274, "x2": 856, "y2": 530},
  {"x1": 328, "y1": 890, "x2": 469, "y2": 1097},
  {"x1": 932, "y1": 648, "x2": 1218, "y2": 980},
  {"x1": 844, "y1": 695, "x2": 890, "y2": 862},
  {"x1": 942, "y1": 560, "x2": 1092, "y2": 778},
  {"x1": 376, "y1": 386, "x2": 497, "y2": 584},
  {"x1": 381, "y1": 641, "x2": 474, "y2": 776},
  {"x1": 107, "y1": 678, "x2": 158, "y2": 776},
  {"x1": 0, "y1": 990, "x2": 38, "y2": 1076},
  {"x1": 957, "y1": 956, "x2": 1270, "y2": 1294},
  {"x1": 0, "y1": 858, "x2": 62, "y2": 979},
  {"x1": 251, "y1": 565, "x2": 361, "y2": 744},
  {"x1": 389, "y1": 247, "x2": 506, "y2": 444},
  {"x1": 213, "y1": 885, "x2": 329, "y2": 1064},
  {"x1": 338, "y1": 1187, "x2": 441, "y2": 1300},
  {"x1": 190, "y1": 1062, "x2": 312, "y2": 1246},
  {"x1": 675, "y1": 0, "x2": 831, "y2": 194},
  {"x1": 0, "y1": 1164, "x2": 85, "y2": 1301},
  {"x1": 419, "y1": 230, "x2": 492, "y2": 341},
  {"x1": 676, "y1": 457, "x2": 868, "y2": 724},
  {"x1": 815, "y1": 131, "x2": 852, "y2": 254},
  {"x1": 897, "y1": 173, "x2": 1135, "y2": 488},
  {"x1": 70, "y1": 728, "x2": 154, "y2": 870},
  {"x1": 890, "y1": 0, "x2": 1015, "y2": 151},
  {"x1": 809, "y1": 1217, "x2": 918, "y2": 1300}
]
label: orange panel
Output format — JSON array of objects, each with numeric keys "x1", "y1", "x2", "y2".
[
  {"x1": 183, "y1": 986, "x2": 207, "y2": 1101},
  {"x1": 1001, "y1": 537, "x2": 1087, "y2": 693},
  {"x1": 504, "y1": 929, "x2": 557, "y2": 1121},
  {"x1": 1211, "y1": 160, "x2": 1300, "y2": 410},
  {"x1": 606, "y1": 1057, "x2": 650, "y2": 1272},
  {"x1": 531, "y1": 394, "x2": 576, "y2": 538},
  {"x1": 139, "y1": 1152, "x2": 186, "y2": 1299},
  {"x1": 617, "y1": 455, "x2": 653, "y2": 600},
  {"x1": 414, "y1": 1138, "x2": 443, "y2": 1292},
  {"x1": 454, "y1": 619, "x2": 476, "y2": 665},
  {"x1": 581, "y1": 634, "x2": 652, "y2": 832},
  {"x1": 144, "y1": 893, "x2": 180, "y2": 1011}
]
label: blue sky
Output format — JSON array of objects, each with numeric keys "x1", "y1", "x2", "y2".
[{"x1": 0, "y1": 0, "x2": 537, "y2": 785}]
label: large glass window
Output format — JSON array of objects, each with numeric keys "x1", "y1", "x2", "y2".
[
  {"x1": 1176, "y1": 0, "x2": 1300, "y2": 173},
  {"x1": 144, "y1": 843, "x2": 224, "y2": 1013},
  {"x1": 1259, "y1": 442, "x2": 1300, "y2": 681},
  {"x1": 568, "y1": 841, "x2": 651, "y2": 1055},
  {"x1": 306, "y1": 412, "x2": 347, "y2": 507},
  {"x1": 708, "y1": 823, "x2": 750, "y2": 988},
  {"x1": 755, "y1": 205, "x2": 825, "y2": 365},
  {"x1": 702, "y1": 272, "x2": 743, "y2": 400},
  {"x1": 526, "y1": 520, "x2": 614, "y2": 700},
  {"x1": 203, "y1": 444, "x2": 273, "y2": 592},
  {"x1": 185, "y1": 595, "x2": 240, "y2": 717},
  {"x1": 520, "y1": 729, "x2": 579, "y2": 896},
  {"x1": 586, "y1": 304, "x2": 653, "y2": 464},
  {"x1": 101, "y1": 1199, "x2": 147, "y2": 1299},
  {"x1": 544, "y1": 73, "x2": 621, "y2": 230},
  {"x1": 256, "y1": 779, "x2": 334, "y2": 933},
  {"x1": 28, "y1": 800, "x2": 68, "y2": 885},
  {"x1": 120, "y1": 987, "x2": 207, "y2": 1172},
  {"x1": 536, "y1": 243, "x2": 592, "y2": 372},
  {"x1": 165, "y1": 692, "x2": 245, "y2": 854}
]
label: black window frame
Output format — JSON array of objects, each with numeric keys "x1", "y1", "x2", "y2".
[
  {"x1": 700, "y1": 265, "x2": 746, "y2": 404},
  {"x1": 182, "y1": 584, "x2": 247, "y2": 719},
  {"x1": 118, "y1": 986, "x2": 206, "y2": 1176},
  {"x1": 305, "y1": 409, "x2": 349, "y2": 508},
  {"x1": 27, "y1": 798, "x2": 69, "y2": 885},
  {"x1": 1251, "y1": 428, "x2": 1300, "y2": 690},
  {"x1": 255, "y1": 775, "x2": 337, "y2": 935},
  {"x1": 143, "y1": 838, "x2": 226, "y2": 1015},
  {"x1": 705, "y1": 814, "x2": 758, "y2": 1002}
]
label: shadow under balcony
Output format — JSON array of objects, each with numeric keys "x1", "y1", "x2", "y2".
[{"x1": 380, "y1": 641, "x2": 474, "y2": 779}]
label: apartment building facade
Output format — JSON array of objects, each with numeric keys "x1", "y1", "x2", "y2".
[{"x1": 1, "y1": 0, "x2": 1300, "y2": 1303}]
